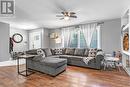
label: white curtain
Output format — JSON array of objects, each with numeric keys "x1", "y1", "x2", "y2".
[
  {"x1": 61, "y1": 27, "x2": 74, "y2": 47},
  {"x1": 79, "y1": 23, "x2": 97, "y2": 47}
]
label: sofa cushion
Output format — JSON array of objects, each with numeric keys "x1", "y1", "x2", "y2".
[
  {"x1": 32, "y1": 55, "x2": 44, "y2": 61},
  {"x1": 65, "y1": 48, "x2": 75, "y2": 55},
  {"x1": 26, "y1": 49, "x2": 37, "y2": 55},
  {"x1": 40, "y1": 58, "x2": 67, "y2": 68},
  {"x1": 84, "y1": 48, "x2": 89, "y2": 57},
  {"x1": 46, "y1": 55, "x2": 60, "y2": 58},
  {"x1": 43, "y1": 48, "x2": 52, "y2": 57},
  {"x1": 32, "y1": 55, "x2": 60, "y2": 61},
  {"x1": 74, "y1": 48, "x2": 85, "y2": 56},
  {"x1": 51, "y1": 49, "x2": 55, "y2": 55},
  {"x1": 60, "y1": 55, "x2": 84, "y2": 61},
  {"x1": 62, "y1": 48, "x2": 66, "y2": 55},
  {"x1": 59, "y1": 55, "x2": 70, "y2": 58},
  {"x1": 88, "y1": 48, "x2": 97, "y2": 57},
  {"x1": 67, "y1": 55, "x2": 85, "y2": 61}
]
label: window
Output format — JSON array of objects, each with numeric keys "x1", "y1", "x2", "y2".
[
  {"x1": 80, "y1": 32, "x2": 87, "y2": 48},
  {"x1": 69, "y1": 29, "x2": 87, "y2": 48},
  {"x1": 63, "y1": 25, "x2": 101, "y2": 48},
  {"x1": 69, "y1": 29, "x2": 98, "y2": 48},
  {"x1": 70, "y1": 31, "x2": 78, "y2": 48}
]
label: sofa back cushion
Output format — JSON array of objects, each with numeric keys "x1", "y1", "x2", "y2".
[
  {"x1": 84, "y1": 48, "x2": 89, "y2": 57},
  {"x1": 62, "y1": 48, "x2": 66, "y2": 55},
  {"x1": 74, "y1": 48, "x2": 85, "y2": 56},
  {"x1": 65, "y1": 48, "x2": 75, "y2": 55},
  {"x1": 51, "y1": 49, "x2": 55, "y2": 55},
  {"x1": 43, "y1": 48, "x2": 52, "y2": 57},
  {"x1": 88, "y1": 48, "x2": 97, "y2": 57},
  {"x1": 26, "y1": 49, "x2": 37, "y2": 55}
]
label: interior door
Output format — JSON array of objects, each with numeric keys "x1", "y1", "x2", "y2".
[{"x1": 29, "y1": 31, "x2": 41, "y2": 50}]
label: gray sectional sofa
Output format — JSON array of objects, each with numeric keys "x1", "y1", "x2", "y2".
[{"x1": 26, "y1": 48, "x2": 104, "y2": 76}]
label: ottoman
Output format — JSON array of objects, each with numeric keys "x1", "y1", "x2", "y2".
[{"x1": 27, "y1": 57, "x2": 67, "y2": 76}]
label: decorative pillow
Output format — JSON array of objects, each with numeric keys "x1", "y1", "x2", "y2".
[
  {"x1": 54, "y1": 49, "x2": 63, "y2": 55},
  {"x1": 88, "y1": 48, "x2": 97, "y2": 57},
  {"x1": 84, "y1": 48, "x2": 89, "y2": 57},
  {"x1": 65, "y1": 48, "x2": 75, "y2": 55},
  {"x1": 43, "y1": 48, "x2": 52, "y2": 57},
  {"x1": 37, "y1": 49, "x2": 45, "y2": 58},
  {"x1": 74, "y1": 48, "x2": 85, "y2": 56},
  {"x1": 62, "y1": 48, "x2": 66, "y2": 55},
  {"x1": 51, "y1": 49, "x2": 55, "y2": 55}
]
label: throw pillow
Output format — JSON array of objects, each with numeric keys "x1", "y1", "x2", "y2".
[
  {"x1": 54, "y1": 49, "x2": 63, "y2": 55},
  {"x1": 43, "y1": 48, "x2": 52, "y2": 57},
  {"x1": 74, "y1": 48, "x2": 85, "y2": 56},
  {"x1": 88, "y1": 48, "x2": 97, "y2": 57},
  {"x1": 37, "y1": 49, "x2": 45, "y2": 58}
]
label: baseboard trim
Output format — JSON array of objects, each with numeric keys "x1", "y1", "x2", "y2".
[{"x1": 0, "y1": 59, "x2": 25, "y2": 67}]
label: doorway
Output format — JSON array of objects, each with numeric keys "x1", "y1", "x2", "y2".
[{"x1": 29, "y1": 31, "x2": 42, "y2": 49}]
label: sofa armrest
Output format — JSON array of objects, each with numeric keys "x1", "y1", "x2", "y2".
[
  {"x1": 95, "y1": 51, "x2": 104, "y2": 61},
  {"x1": 94, "y1": 51, "x2": 104, "y2": 69}
]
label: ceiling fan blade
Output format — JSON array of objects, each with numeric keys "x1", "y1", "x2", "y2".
[
  {"x1": 61, "y1": 12, "x2": 69, "y2": 16},
  {"x1": 70, "y1": 12, "x2": 76, "y2": 14},
  {"x1": 70, "y1": 15, "x2": 77, "y2": 18},
  {"x1": 56, "y1": 15, "x2": 64, "y2": 17},
  {"x1": 61, "y1": 12, "x2": 64, "y2": 15},
  {"x1": 60, "y1": 18, "x2": 64, "y2": 20}
]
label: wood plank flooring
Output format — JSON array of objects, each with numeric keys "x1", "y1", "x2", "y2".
[{"x1": 0, "y1": 65, "x2": 130, "y2": 87}]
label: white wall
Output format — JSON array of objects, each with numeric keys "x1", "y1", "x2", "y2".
[
  {"x1": 43, "y1": 28, "x2": 50, "y2": 48},
  {"x1": 0, "y1": 22, "x2": 10, "y2": 62},
  {"x1": 49, "y1": 29, "x2": 62, "y2": 48},
  {"x1": 10, "y1": 28, "x2": 29, "y2": 52},
  {"x1": 101, "y1": 18, "x2": 121, "y2": 53}
]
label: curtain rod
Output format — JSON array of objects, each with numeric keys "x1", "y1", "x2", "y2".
[{"x1": 58, "y1": 21, "x2": 104, "y2": 29}]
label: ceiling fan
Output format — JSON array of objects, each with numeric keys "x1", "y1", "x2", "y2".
[{"x1": 56, "y1": 11, "x2": 77, "y2": 20}]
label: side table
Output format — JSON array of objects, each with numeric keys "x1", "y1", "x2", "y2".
[{"x1": 17, "y1": 54, "x2": 36, "y2": 76}]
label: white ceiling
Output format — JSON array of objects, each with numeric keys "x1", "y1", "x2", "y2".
[{"x1": 0, "y1": 0, "x2": 130, "y2": 30}]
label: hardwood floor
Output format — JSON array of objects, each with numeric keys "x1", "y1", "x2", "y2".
[{"x1": 0, "y1": 65, "x2": 130, "y2": 87}]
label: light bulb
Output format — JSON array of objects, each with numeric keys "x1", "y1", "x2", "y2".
[{"x1": 64, "y1": 16, "x2": 69, "y2": 20}]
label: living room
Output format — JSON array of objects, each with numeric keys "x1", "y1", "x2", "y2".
[{"x1": 0, "y1": 0, "x2": 130, "y2": 87}]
